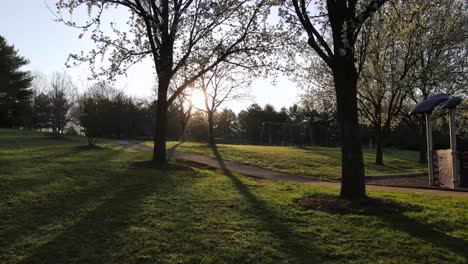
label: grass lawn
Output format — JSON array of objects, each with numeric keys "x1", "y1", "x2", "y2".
[
  {"x1": 1, "y1": 129, "x2": 467, "y2": 263},
  {"x1": 143, "y1": 141, "x2": 426, "y2": 180}
]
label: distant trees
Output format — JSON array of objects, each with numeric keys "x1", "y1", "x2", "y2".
[
  {"x1": 29, "y1": 72, "x2": 73, "y2": 135},
  {"x1": 214, "y1": 109, "x2": 238, "y2": 141},
  {"x1": 238, "y1": 104, "x2": 291, "y2": 144},
  {"x1": 73, "y1": 84, "x2": 151, "y2": 144},
  {"x1": 0, "y1": 35, "x2": 33, "y2": 127}
]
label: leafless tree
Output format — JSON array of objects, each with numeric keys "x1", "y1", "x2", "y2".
[
  {"x1": 49, "y1": 72, "x2": 73, "y2": 134},
  {"x1": 196, "y1": 64, "x2": 251, "y2": 145}
]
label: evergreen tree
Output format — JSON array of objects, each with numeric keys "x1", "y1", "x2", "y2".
[{"x1": 0, "y1": 35, "x2": 33, "y2": 127}]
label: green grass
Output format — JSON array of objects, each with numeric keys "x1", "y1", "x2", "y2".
[
  {"x1": 1, "y1": 129, "x2": 467, "y2": 263},
  {"x1": 144, "y1": 141, "x2": 426, "y2": 180}
]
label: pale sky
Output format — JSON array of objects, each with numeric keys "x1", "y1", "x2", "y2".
[{"x1": 0, "y1": 0, "x2": 301, "y2": 113}]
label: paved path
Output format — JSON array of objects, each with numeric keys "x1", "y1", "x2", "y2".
[{"x1": 115, "y1": 140, "x2": 468, "y2": 198}]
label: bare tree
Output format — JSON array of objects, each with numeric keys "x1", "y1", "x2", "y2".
[
  {"x1": 56, "y1": 0, "x2": 274, "y2": 166},
  {"x1": 30, "y1": 72, "x2": 50, "y2": 130},
  {"x1": 176, "y1": 88, "x2": 194, "y2": 141},
  {"x1": 196, "y1": 64, "x2": 251, "y2": 145},
  {"x1": 281, "y1": 0, "x2": 387, "y2": 200},
  {"x1": 49, "y1": 72, "x2": 73, "y2": 135}
]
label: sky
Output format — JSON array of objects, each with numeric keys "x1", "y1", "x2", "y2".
[{"x1": 0, "y1": 0, "x2": 302, "y2": 113}]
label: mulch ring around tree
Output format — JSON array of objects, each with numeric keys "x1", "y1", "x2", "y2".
[{"x1": 296, "y1": 194, "x2": 421, "y2": 216}]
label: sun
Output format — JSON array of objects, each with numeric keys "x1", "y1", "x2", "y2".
[{"x1": 191, "y1": 89, "x2": 206, "y2": 110}]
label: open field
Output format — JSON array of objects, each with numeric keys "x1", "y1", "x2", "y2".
[
  {"x1": 143, "y1": 141, "x2": 427, "y2": 180},
  {"x1": 1, "y1": 129, "x2": 467, "y2": 263}
]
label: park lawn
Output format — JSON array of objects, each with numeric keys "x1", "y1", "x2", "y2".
[
  {"x1": 1, "y1": 129, "x2": 467, "y2": 263},
  {"x1": 144, "y1": 141, "x2": 426, "y2": 180}
]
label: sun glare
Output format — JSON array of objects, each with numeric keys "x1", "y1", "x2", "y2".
[{"x1": 191, "y1": 89, "x2": 206, "y2": 110}]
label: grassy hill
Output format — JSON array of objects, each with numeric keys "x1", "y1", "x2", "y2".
[{"x1": 1, "y1": 129, "x2": 467, "y2": 263}]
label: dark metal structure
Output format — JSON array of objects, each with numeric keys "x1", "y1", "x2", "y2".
[
  {"x1": 410, "y1": 93, "x2": 464, "y2": 188},
  {"x1": 260, "y1": 122, "x2": 307, "y2": 146}
]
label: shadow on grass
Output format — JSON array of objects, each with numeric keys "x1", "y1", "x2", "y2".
[
  {"x1": 16, "y1": 169, "x2": 176, "y2": 263},
  {"x1": 209, "y1": 143, "x2": 324, "y2": 263},
  {"x1": 0, "y1": 149, "x2": 125, "y2": 255},
  {"x1": 72, "y1": 145, "x2": 105, "y2": 151},
  {"x1": 0, "y1": 145, "x2": 120, "y2": 198},
  {"x1": 298, "y1": 194, "x2": 468, "y2": 259},
  {"x1": 43, "y1": 134, "x2": 75, "y2": 141},
  {"x1": 167, "y1": 141, "x2": 183, "y2": 158}
]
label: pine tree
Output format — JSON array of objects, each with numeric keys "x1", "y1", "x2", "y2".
[{"x1": 0, "y1": 35, "x2": 33, "y2": 127}]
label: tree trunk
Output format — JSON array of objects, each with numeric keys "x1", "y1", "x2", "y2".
[
  {"x1": 375, "y1": 127, "x2": 384, "y2": 165},
  {"x1": 333, "y1": 61, "x2": 366, "y2": 200},
  {"x1": 207, "y1": 111, "x2": 215, "y2": 145},
  {"x1": 179, "y1": 121, "x2": 187, "y2": 142},
  {"x1": 152, "y1": 77, "x2": 170, "y2": 166}
]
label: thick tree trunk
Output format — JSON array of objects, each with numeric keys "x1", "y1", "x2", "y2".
[
  {"x1": 152, "y1": 77, "x2": 170, "y2": 166},
  {"x1": 333, "y1": 61, "x2": 366, "y2": 200},
  {"x1": 207, "y1": 111, "x2": 215, "y2": 145}
]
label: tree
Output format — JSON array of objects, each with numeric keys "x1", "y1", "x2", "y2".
[
  {"x1": 0, "y1": 35, "x2": 33, "y2": 127},
  {"x1": 76, "y1": 94, "x2": 101, "y2": 145},
  {"x1": 176, "y1": 91, "x2": 193, "y2": 141},
  {"x1": 56, "y1": 0, "x2": 273, "y2": 166},
  {"x1": 400, "y1": 0, "x2": 468, "y2": 163},
  {"x1": 282, "y1": 0, "x2": 387, "y2": 199},
  {"x1": 32, "y1": 93, "x2": 52, "y2": 131},
  {"x1": 30, "y1": 72, "x2": 50, "y2": 130},
  {"x1": 356, "y1": 3, "x2": 418, "y2": 165},
  {"x1": 358, "y1": 0, "x2": 467, "y2": 165},
  {"x1": 49, "y1": 72, "x2": 73, "y2": 134},
  {"x1": 197, "y1": 64, "x2": 251, "y2": 145},
  {"x1": 214, "y1": 108, "x2": 238, "y2": 141}
]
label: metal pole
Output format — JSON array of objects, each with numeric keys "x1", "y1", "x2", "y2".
[
  {"x1": 426, "y1": 114, "x2": 435, "y2": 186},
  {"x1": 449, "y1": 109, "x2": 459, "y2": 187}
]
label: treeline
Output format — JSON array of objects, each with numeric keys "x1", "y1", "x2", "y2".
[{"x1": 7, "y1": 69, "x2": 467, "y2": 156}]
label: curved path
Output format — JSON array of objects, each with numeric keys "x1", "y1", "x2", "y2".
[{"x1": 115, "y1": 140, "x2": 468, "y2": 198}]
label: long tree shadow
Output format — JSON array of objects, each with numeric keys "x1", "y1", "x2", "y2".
[
  {"x1": 0, "y1": 145, "x2": 121, "y2": 200},
  {"x1": 166, "y1": 141, "x2": 183, "y2": 158},
  {"x1": 17, "y1": 168, "x2": 176, "y2": 264},
  {"x1": 0, "y1": 148, "x2": 127, "y2": 257},
  {"x1": 379, "y1": 210, "x2": 468, "y2": 258},
  {"x1": 299, "y1": 194, "x2": 468, "y2": 259},
  {"x1": 209, "y1": 143, "x2": 325, "y2": 263}
]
